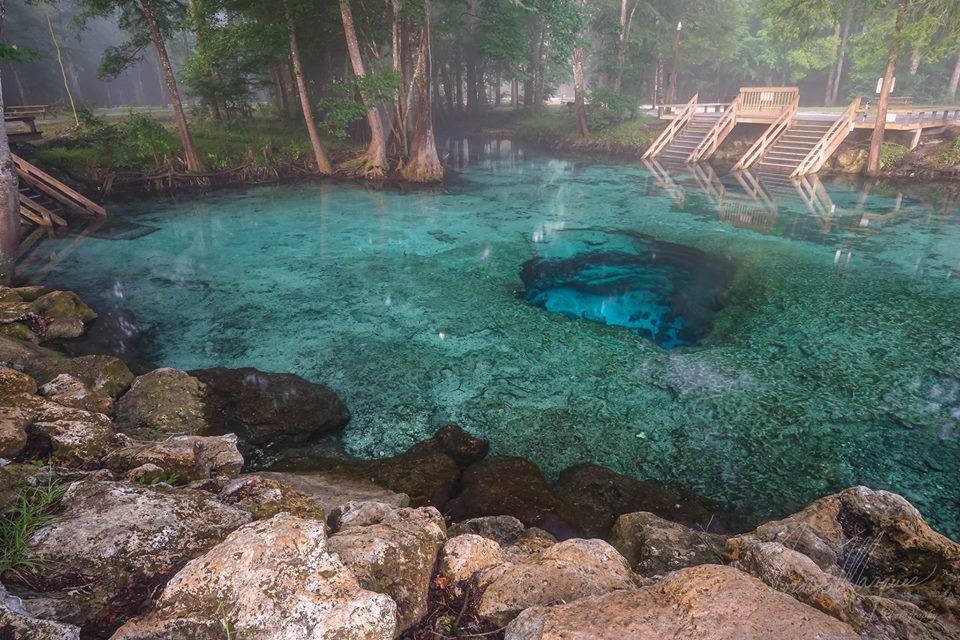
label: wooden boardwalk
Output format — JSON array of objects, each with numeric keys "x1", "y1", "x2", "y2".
[{"x1": 647, "y1": 87, "x2": 960, "y2": 176}]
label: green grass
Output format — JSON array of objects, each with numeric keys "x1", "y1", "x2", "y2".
[
  {"x1": 0, "y1": 475, "x2": 67, "y2": 583},
  {"x1": 880, "y1": 142, "x2": 910, "y2": 169},
  {"x1": 32, "y1": 146, "x2": 113, "y2": 174},
  {"x1": 514, "y1": 109, "x2": 662, "y2": 154},
  {"x1": 931, "y1": 135, "x2": 960, "y2": 168}
]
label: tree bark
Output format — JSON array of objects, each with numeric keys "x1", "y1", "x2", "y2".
[
  {"x1": 339, "y1": 0, "x2": 389, "y2": 177},
  {"x1": 829, "y1": 4, "x2": 854, "y2": 107},
  {"x1": 824, "y1": 22, "x2": 840, "y2": 106},
  {"x1": 612, "y1": 0, "x2": 640, "y2": 93},
  {"x1": 139, "y1": 0, "x2": 201, "y2": 172},
  {"x1": 665, "y1": 24, "x2": 681, "y2": 104},
  {"x1": 0, "y1": 0, "x2": 19, "y2": 284},
  {"x1": 949, "y1": 55, "x2": 960, "y2": 99},
  {"x1": 400, "y1": 1, "x2": 442, "y2": 183},
  {"x1": 283, "y1": 0, "x2": 332, "y2": 175},
  {"x1": 866, "y1": 0, "x2": 908, "y2": 177}
]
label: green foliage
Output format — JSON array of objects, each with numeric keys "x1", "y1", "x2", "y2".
[
  {"x1": 880, "y1": 142, "x2": 909, "y2": 169},
  {"x1": 931, "y1": 135, "x2": 960, "y2": 167},
  {"x1": 112, "y1": 113, "x2": 179, "y2": 169},
  {"x1": 315, "y1": 69, "x2": 401, "y2": 139},
  {"x1": 316, "y1": 93, "x2": 370, "y2": 140},
  {"x1": 0, "y1": 475, "x2": 67, "y2": 583},
  {"x1": 586, "y1": 86, "x2": 638, "y2": 130}
]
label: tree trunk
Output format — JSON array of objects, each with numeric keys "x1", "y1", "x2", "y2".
[
  {"x1": 829, "y1": 4, "x2": 854, "y2": 106},
  {"x1": 665, "y1": 25, "x2": 681, "y2": 104},
  {"x1": 12, "y1": 68, "x2": 26, "y2": 105},
  {"x1": 495, "y1": 63, "x2": 502, "y2": 106},
  {"x1": 139, "y1": 0, "x2": 200, "y2": 172},
  {"x1": 465, "y1": 0, "x2": 480, "y2": 112},
  {"x1": 339, "y1": 0, "x2": 389, "y2": 177},
  {"x1": 909, "y1": 48, "x2": 921, "y2": 76},
  {"x1": 949, "y1": 55, "x2": 960, "y2": 100},
  {"x1": 454, "y1": 50, "x2": 463, "y2": 112},
  {"x1": 511, "y1": 77, "x2": 518, "y2": 110},
  {"x1": 283, "y1": 0, "x2": 332, "y2": 175},
  {"x1": 440, "y1": 63, "x2": 454, "y2": 113},
  {"x1": 824, "y1": 21, "x2": 840, "y2": 106},
  {"x1": 866, "y1": 0, "x2": 908, "y2": 177},
  {"x1": 0, "y1": 0, "x2": 19, "y2": 284},
  {"x1": 400, "y1": 1, "x2": 442, "y2": 183},
  {"x1": 612, "y1": 0, "x2": 640, "y2": 93}
]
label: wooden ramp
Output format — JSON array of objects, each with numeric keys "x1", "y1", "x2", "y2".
[{"x1": 13, "y1": 153, "x2": 106, "y2": 228}]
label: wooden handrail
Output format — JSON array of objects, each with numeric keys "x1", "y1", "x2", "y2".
[
  {"x1": 738, "y1": 87, "x2": 799, "y2": 116},
  {"x1": 13, "y1": 154, "x2": 106, "y2": 217},
  {"x1": 791, "y1": 97, "x2": 860, "y2": 178},
  {"x1": 643, "y1": 94, "x2": 698, "y2": 160},
  {"x1": 731, "y1": 93, "x2": 799, "y2": 171},
  {"x1": 688, "y1": 96, "x2": 739, "y2": 163}
]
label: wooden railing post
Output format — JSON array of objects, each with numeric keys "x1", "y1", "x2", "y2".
[{"x1": 642, "y1": 94, "x2": 698, "y2": 160}]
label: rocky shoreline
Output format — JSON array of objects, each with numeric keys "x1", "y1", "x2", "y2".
[{"x1": 0, "y1": 284, "x2": 958, "y2": 639}]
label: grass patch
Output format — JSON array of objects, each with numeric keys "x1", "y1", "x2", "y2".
[
  {"x1": 879, "y1": 142, "x2": 910, "y2": 169},
  {"x1": 514, "y1": 108, "x2": 662, "y2": 154},
  {"x1": 0, "y1": 474, "x2": 67, "y2": 583},
  {"x1": 930, "y1": 135, "x2": 960, "y2": 168}
]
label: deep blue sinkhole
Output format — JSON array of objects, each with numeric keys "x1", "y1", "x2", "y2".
[{"x1": 519, "y1": 229, "x2": 734, "y2": 349}]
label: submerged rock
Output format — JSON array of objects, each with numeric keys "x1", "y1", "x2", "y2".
[
  {"x1": 112, "y1": 513, "x2": 397, "y2": 640},
  {"x1": 114, "y1": 368, "x2": 208, "y2": 440},
  {"x1": 257, "y1": 469, "x2": 410, "y2": 514},
  {"x1": 406, "y1": 424, "x2": 490, "y2": 467},
  {"x1": 190, "y1": 367, "x2": 350, "y2": 452},
  {"x1": 328, "y1": 505, "x2": 446, "y2": 632},
  {"x1": 446, "y1": 458, "x2": 578, "y2": 538},
  {"x1": 504, "y1": 564, "x2": 859, "y2": 640}
]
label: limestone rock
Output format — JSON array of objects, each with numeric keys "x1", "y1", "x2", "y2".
[
  {"x1": 191, "y1": 367, "x2": 350, "y2": 449},
  {"x1": 0, "y1": 300, "x2": 30, "y2": 324},
  {"x1": 477, "y1": 538, "x2": 635, "y2": 627},
  {"x1": 38, "y1": 373, "x2": 113, "y2": 414},
  {"x1": 217, "y1": 474, "x2": 326, "y2": 521},
  {"x1": 29, "y1": 290, "x2": 97, "y2": 340},
  {"x1": 124, "y1": 463, "x2": 166, "y2": 484},
  {"x1": 731, "y1": 486, "x2": 960, "y2": 638},
  {"x1": 257, "y1": 470, "x2": 409, "y2": 514},
  {"x1": 28, "y1": 481, "x2": 251, "y2": 629},
  {"x1": 31, "y1": 405, "x2": 117, "y2": 466},
  {"x1": 611, "y1": 511, "x2": 727, "y2": 576},
  {"x1": 440, "y1": 534, "x2": 504, "y2": 583},
  {"x1": 0, "y1": 583, "x2": 80, "y2": 640},
  {"x1": 447, "y1": 458, "x2": 577, "y2": 538},
  {"x1": 0, "y1": 366, "x2": 37, "y2": 396},
  {"x1": 328, "y1": 506, "x2": 446, "y2": 632},
  {"x1": 834, "y1": 148, "x2": 868, "y2": 173},
  {"x1": 448, "y1": 515, "x2": 527, "y2": 545},
  {"x1": 11, "y1": 285, "x2": 48, "y2": 302},
  {"x1": 114, "y1": 368, "x2": 208, "y2": 440},
  {"x1": 0, "y1": 402, "x2": 31, "y2": 458},
  {"x1": 357, "y1": 450, "x2": 460, "y2": 507},
  {"x1": 112, "y1": 513, "x2": 397, "y2": 640},
  {"x1": 103, "y1": 434, "x2": 244, "y2": 481},
  {"x1": 328, "y1": 500, "x2": 399, "y2": 530},
  {"x1": 0, "y1": 335, "x2": 133, "y2": 398},
  {"x1": 504, "y1": 564, "x2": 859, "y2": 640}
]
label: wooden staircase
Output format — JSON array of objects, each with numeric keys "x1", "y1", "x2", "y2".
[
  {"x1": 754, "y1": 119, "x2": 836, "y2": 174},
  {"x1": 658, "y1": 115, "x2": 722, "y2": 165},
  {"x1": 13, "y1": 153, "x2": 106, "y2": 228}
]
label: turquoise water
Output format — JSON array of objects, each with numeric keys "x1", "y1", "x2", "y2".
[{"x1": 19, "y1": 139, "x2": 960, "y2": 539}]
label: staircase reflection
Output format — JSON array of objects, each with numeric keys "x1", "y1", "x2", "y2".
[{"x1": 642, "y1": 160, "x2": 910, "y2": 240}]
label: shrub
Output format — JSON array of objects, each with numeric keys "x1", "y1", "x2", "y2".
[
  {"x1": 879, "y1": 142, "x2": 909, "y2": 169},
  {"x1": 586, "y1": 87, "x2": 638, "y2": 131}
]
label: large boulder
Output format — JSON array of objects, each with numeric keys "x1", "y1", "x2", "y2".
[
  {"x1": 28, "y1": 290, "x2": 98, "y2": 340},
  {"x1": 114, "y1": 368, "x2": 208, "y2": 440},
  {"x1": 0, "y1": 366, "x2": 37, "y2": 396},
  {"x1": 406, "y1": 424, "x2": 490, "y2": 467},
  {"x1": 440, "y1": 534, "x2": 505, "y2": 583},
  {"x1": 0, "y1": 400, "x2": 31, "y2": 458},
  {"x1": 27, "y1": 481, "x2": 251, "y2": 631},
  {"x1": 112, "y1": 513, "x2": 397, "y2": 640},
  {"x1": 355, "y1": 450, "x2": 460, "y2": 508},
  {"x1": 727, "y1": 486, "x2": 960, "y2": 638},
  {"x1": 446, "y1": 458, "x2": 578, "y2": 538},
  {"x1": 190, "y1": 367, "x2": 350, "y2": 453},
  {"x1": 328, "y1": 505, "x2": 447, "y2": 633},
  {"x1": 553, "y1": 463, "x2": 730, "y2": 537},
  {"x1": 477, "y1": 538, "x2": 635, "y2": 627},
  {"x1": 504, "y1": 564, "x2": 859, "y2": 640},
  {"x1": 103, "y1": 434, "x2": 244, "y2": 481},
  {"x1": 0, "y1": 584, "x2": 80, "y2": 640},
  {"x1": 611, "y1": 511, "x2": 728, "y2": 576},
  {"x1": 0, "y1": 335, "x2": 133, "y2": 398},
  {"x1": 257, "y1": 470, "x2": 410, "y2": 514}
]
